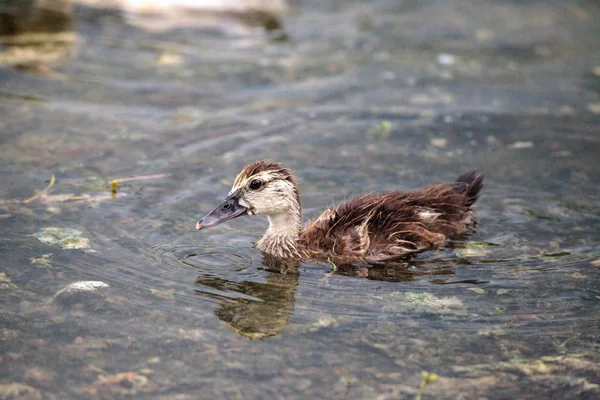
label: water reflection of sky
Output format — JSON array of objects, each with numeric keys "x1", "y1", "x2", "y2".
[{"x1": 1, "y1": 1, "x2": 599, "y2": 398}]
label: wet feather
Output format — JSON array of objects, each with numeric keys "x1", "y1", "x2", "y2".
[{"x1": 197, "y1": 161, "x2": 484, "y2": 264}]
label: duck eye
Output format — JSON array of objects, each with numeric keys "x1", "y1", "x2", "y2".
[{"x1": 249, "y1": 179, "x2": 263, "y2": 190}]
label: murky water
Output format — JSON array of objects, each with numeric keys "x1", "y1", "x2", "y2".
[{"x1": 1, "y1": 0, "x2": 600, "y2": 398}]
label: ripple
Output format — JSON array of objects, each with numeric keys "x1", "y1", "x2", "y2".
[
  {"x1": 140, "y1": 240, "x2": 252, "y2": 272},
  {"x1": 68, "y1": 175, "x2": 600, "y2": 338}
]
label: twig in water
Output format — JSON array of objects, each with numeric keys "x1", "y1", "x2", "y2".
[
  {"x1": 110, "y1": 173, "x2": 170, "y2": 184},
  {"x1": 109, "y1": 173, "x2": 170, "y2": 198},
  {"x1": 23, "y1": 174, "x2": 55, "y2": 204},
  {"x1": 327, "y1": 257, "x2": 338, "y2": 272}
]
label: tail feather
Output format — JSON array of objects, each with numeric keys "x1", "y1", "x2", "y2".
[{"x1": 454, "y1": 170, "x2": 484, "y2": 207}]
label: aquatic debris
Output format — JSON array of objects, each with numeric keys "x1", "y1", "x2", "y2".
[
  {"x1": 540, "y1": 356, "x2": 600, "y2": 373},
  {"x1": 150, "y1": 288, "x2": 175, "y2": 300},
  {"x1": 357, "y1": 14, "x2": 374, "y2": 32},
  {"x1": 30, "y1": 253, "x2": 53, "y2": 268},
  {"x1": 508, "y1": 141, "x2": 534, "y2": 149},
  {"x1": 367, "y1": 120, "x2": 392, "y2": 139},
  {"x1": 543, "y1": 251, "x2": 571, "y2": 257},
  {"x1": 517, "y1": 359, "x2": 557, "y2": 375},
  {"x1": 437, "y1": 53, "x2": 456, "y2": 66},
  {"x1": 492, "y1": 306, "x2": 506, "y2": 315},
  {"x1": 110, "y1": 181, "x2": 118, "y2": 198},
  {"x1": 86, "y1": 371, "x2": 149, "y2": 397},
  {"x1": 334, "y1": 372, "x2": 357, "y2": 394},
  {"x1": 0, "y1": 272, "x2": 17, "y2": 290},
  {"x1": 524, "y1": 208, "x2": 554, "y2": 220},
  {"x1": 455, "y1": 242, "x2": 490, "y2": 257},
  {"x1": 109, "y1": 173, "x2": 170, "y2": 198},
  {"x1": 8, "y1": 190, "x2": 116, "y2": 210},
  {"x1": 155, "y1": 51, "x2": 183, "y2": 65},
  {"x1": 475, "y1": 29, "x2": 495, "y2": 41},
  {"x1": 307, "y1": 316, "x2": 339, "y2": 332},
  {"x1": 0, "y1": 383, "x2": 41, "y2": 400},
  {"x1": 591, "y1": 259, "x2": 600, "y2": 267},
  {"x1": 98, "y1": 372, "x2": 148, "y2": 387},
  {"x1": 415, "y1": 371, "x2": 439, "y2": 400},
  {"x1": 13, "y1": 173, "x2": 168, "y2": 205},
  {"x1": 587, "y1": 103, "x2": 600, "y2": 114},
  {"x1": 453, "y1": 355, "x2": 600, "y2": 387},
  {"x1": 54, "y1": 281, "x2": 109, "y2": 298},
  {"x1": 33, "y1": 227, "x2": 90, "y2": 249},
  {"x1": 467, "y1": 287, "x2": 486, "y2": 294},
  {"x1": 110, "y1": 173, "x2": 170, "y2": 185},
  {"x1": 23, "y1": 174, "x2": 55, "y2": 204},
  {"x1": 430, "y1": 137, "x2": 447, "y2": 148},
  {"x1": 477, "y1": 327, "x2": 506, "y2": 336},
  {"x1": 24, "y1": 367, "x2": 57, "y2": 386},
  {"x1": 571, "y1": 271, "x2": 586, "y2": 279},
  {"x1": 383, "y1": 292, "x2": 468, "y2": 316}
]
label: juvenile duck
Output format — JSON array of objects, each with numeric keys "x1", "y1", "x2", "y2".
[{"x1": 196, "y1": 161, "x2": 484, "y2": 264}]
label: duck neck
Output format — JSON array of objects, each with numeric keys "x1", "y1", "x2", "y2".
[{"x1": 257, "y1": 209, "x2": 303, "y2": 258}]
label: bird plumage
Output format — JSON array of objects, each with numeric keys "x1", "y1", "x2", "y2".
[{"x1": 197, "y1": 161, "x2": 484, "y2": 264}]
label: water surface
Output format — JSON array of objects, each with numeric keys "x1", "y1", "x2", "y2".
[{"x1": 1, "y1": 1, "x2": 600, "y2": 398}]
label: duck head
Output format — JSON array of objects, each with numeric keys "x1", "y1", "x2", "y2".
[{"x1": 196, "y1": 161, "x2": 300, "y2": 230}]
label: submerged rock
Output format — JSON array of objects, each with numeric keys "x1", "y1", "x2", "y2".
[
  {"x1": 51, "y1": 281, "x2": 109, "y2": 313},
  {"x1": 54, "y1": 281, "x2": 109, "y2": 298},
  {"x1": 383, "y1": 292, "x2": 468, "y2": 316},
  {"x1": 0, "y1": 382, "x2": 41, "y2": 400},
  {"x1": 0, "y1": 273, "x2": 17, "y2": 290},
  {"x1": 33, "y1": 227, "x2": 90, "y2": 249},
  {"x1": 53, "y1": 281, "x2": 110, "y2": 308},
  {"x1": 24, "y1": 367, "x2": 57, "y2": 386}
]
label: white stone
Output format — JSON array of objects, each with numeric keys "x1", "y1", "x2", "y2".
[{"x1": 54, "y1": 281, "x2": 109, "y2": 298}]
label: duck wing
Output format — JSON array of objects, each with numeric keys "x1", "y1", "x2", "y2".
[{"x1": 300, "y1": 172, "x2": 484, "y2": 263}]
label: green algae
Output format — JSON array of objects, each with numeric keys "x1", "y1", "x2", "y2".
[
  {"x1": 33, "y1": 227, "x2": 90, "y2": 249},
  {"x1": 383, "y1": 292, "x2": 468, "y2": 316},
  {"x1": 0, "y1": 272, "x2": 17, "y2": 290},
  {"x1": 455, "y1": 242, "x2": 492, "y2": 257}
]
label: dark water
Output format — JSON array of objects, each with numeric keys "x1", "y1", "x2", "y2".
[{"x1": 1, "y1": 0, "x2": 600, "y2": 398}]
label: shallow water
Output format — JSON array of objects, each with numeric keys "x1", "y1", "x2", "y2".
[{"x1": 1, "y1": 0, "x2": 600, "y2": 398}]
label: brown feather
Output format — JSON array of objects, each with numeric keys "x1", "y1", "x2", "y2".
[
  {"x1": 205, "y1": 162, "x2": 484, "y2": 264},
  {"x1": 299, "y1": 172, "x2": 484, "y2": 263},
  {"x1": 233, "y1": 161, "x2": 297, "y2": 188}
]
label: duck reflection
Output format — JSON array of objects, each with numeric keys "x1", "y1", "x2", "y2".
[
  {"x1": 194, "y1": 255, "x2": 300, "y2": 340},
  {"x1": 334, "y1": 260, "x2": 457, "y2": 281},
  {"x1": 194, "y1": 254, "x2": 461, "y2": 340}
]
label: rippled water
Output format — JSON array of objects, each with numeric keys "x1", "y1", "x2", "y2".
[{"x1": 1, "y1": 0, "x2": 600, "y2": 398}]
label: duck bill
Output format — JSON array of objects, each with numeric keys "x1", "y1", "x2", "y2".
[{"x1": 196, "y1": 192, "x2": 247, "y2": 230}]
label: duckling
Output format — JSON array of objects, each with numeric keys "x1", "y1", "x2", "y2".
[{"x1": 196, "y1": 161, "x2": 484, "y2": 264}]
